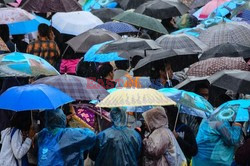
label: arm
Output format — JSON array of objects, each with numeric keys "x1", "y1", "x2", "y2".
[{"x1": 11, "y1": 130, "x2": 32, "y2": 159}]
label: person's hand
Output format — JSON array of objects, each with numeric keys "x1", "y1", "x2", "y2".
[
  {"x1": 173, "y1": 131, "x2": 179, "y2": 138},
  {"x1": 28, "y1": 127, "x2": 36, "y2": 139}
]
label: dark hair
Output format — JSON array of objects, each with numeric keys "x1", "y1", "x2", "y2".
[
  {"x1": 10, "y1": 111, "x2": 31, "y2": 131},
  {"x1": 98, "y1": 63, "x2": 113, "y2": 78},
  {"x1": 76, "y1": 59, "x2": 98, "y2": 78},
  {"x1": 131, "y1": 56, "x2": 143, "y2": 68},
  {"x1": 115, "y1": 60, "x2": 129, "y2": 70},
  {"x1": 149, "y1": 61, "x2": 166, "y2": 80},
  {"x1": 214, "y1": 94, "x2": 232, "y2": 107},
  {"x1": 0, "y1": 24, "x2": 10, "y2": 42},
  {"x1": 12, "y1": 34, "x2": 25, "y2": 41},
  {"x1": 194, "y1": 83, "x2": 209, "y2": 93},
  {"x1": 38, "y1": 23, "x2": 50, "y2": 38},
  {"x1": 140, "y1": 33, "x2": 151, "y2": 39}
]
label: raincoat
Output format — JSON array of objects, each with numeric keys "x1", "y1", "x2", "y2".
[
  {"x1": 89, "y1": 108, "x2": 142, "y2": 166},
  {"x1": 142, "y1": 107, "x2": 187, "y2": 166},
  {"x1": 192, "y1": 119, "x2": 242, "y2": 166},
  {"x1": 37, "y1": 109, "x2": 96, "y2": 166}
]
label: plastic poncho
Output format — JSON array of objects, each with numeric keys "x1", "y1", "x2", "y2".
[
  {"x1": 192, "y1": 119, "x2": 242, "y2": 166},
  {"x1": 37, "y1": 109, "x2": 96, "y2": 166},
  {"x1": 89, "y1": 108, "x2": 142, "y2": 166}
]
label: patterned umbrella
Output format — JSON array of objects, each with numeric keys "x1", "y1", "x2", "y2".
[
  {"x1": 156, "y1": 33, "x2": 208, "y2": 53},
  {"x1": 96, "y1": 88, "x2": 176, "y2": 108},
  {"x1": 66, "y1": 29, "x2": 121, "y2": 53},
  {"x1": 33, "y1": 74, "x2": 109, "y2": 101},
  {"x1": 135, "y1": 0, "x2": 189, "y2": 19},
  {"x1": 112, "y1": 11, "x2": 168, "y2": 34},
  {"x1": 208, "y1": 70, "x2": 250, "y2": 94},
  {"x1": 22, "y1": 0, "x2": 82, "y2": 13},
  {"x1": 187, "y1": 57, "x2": 250, "y2": 77},
  {"x1": 91, "y1": 8, "x2": 124, "y2": 22},
  {"x1": 0, "y1": 52, "x2": 59, "y2": 77},
  {"x1": 94, "y1": 21, "x2": 139, "y2": 34},
  {"x1": 199, "y1": 22, "x2": 250, "y2": 48}
]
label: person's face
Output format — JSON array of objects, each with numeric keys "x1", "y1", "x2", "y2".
[
  {"x1": 198, "y1": 88, "x2": 209, "y2": 100},
  {"x1": 160, "y1": 63, "x2": 173, "y2": 80},
  {"x1": 108, "y1": 71, "x2": 114, "y2": 80}
]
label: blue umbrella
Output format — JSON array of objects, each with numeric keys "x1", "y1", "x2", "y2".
[
  {"x1": 84, "y1": 41, "x2": 126, "y2": 62},
  {"x1": 94, "y1": 21, "x2": 139, "y2": 34},
  {"x1": 82, "y1": 0, "x2": 118, "y2": 11},
  {"x1": 201, "y1": 16, "x2": 231, "y2": 28},
  {"x1": 159, "y1": 88, "x2": 214, "y2": 118},
  {"x1": 8, "y1": 15, "x2": 50, "y2": 35},
  {"x1": 211, "y1": 99, "x2": 250, "y2": 122},
  {"x1": 237, "y1": 10, "x2": 250, "y2": 23},
  {"x1": 0, "y1": 84, "x2": 74, "y2": 111}
]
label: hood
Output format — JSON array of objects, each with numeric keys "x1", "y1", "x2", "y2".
[
  {"x1": 142, "y1": 107, "x2": 168, "y2": 131},
  {"x1": 0, "y1": 128, "x2": 10, "y2": 144},
  {"x1": 45, "y1": 108, "x2": 66, "y2": 130},
  {"x1": 110, "y1": 107, "x2": 127, "y2": 127}
]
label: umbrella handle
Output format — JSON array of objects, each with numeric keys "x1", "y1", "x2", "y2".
[{"x1": 173, "y1": 105, "x2": 180, "y2": 131}]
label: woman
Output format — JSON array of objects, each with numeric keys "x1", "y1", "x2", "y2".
[
  {"x1": 0, "y1": 111, "x2": 35, "y2": 166},
  {"x1": 97, "y1": 63, "x2": 116, "y2": 89}
]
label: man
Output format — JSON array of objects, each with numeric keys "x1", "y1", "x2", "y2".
[
  {"x1": 194, "y1": 83, "x2": 210, "y2": 100},
  {"x1": 26, "y1": 24, "x2": 60, "y2": 68}
]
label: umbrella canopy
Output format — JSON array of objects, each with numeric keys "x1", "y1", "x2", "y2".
[
  {"x1": 156, "y1": 33, "x2": 208, "y2": 53},
  {"x1": 236, "y1": 10, "x2": 250, "y2": 23},
  {"x1": 0, "y1": 52, "x2": 59, "y2": 77},
  {"x1": 159, "y1": 88, "x2": 214, "y2": 118},
  {"x1": 0, "y1": 84, "x2": 74, "y2": 111},
  {"x1": 52, "y1": 11, "x2": 103, "y2": 36},
  {"x1": 210, "y1": 99, "x2": 250, "y2": 122},
  {"x1": 134, "y1": 0, "x2": 189, "y2": 19},
  {"x1": 208, "y1": 70, "x2": 250, "y2": 94},
  {"x1": 91, "y1": 8, "x2": 124, "y2": 22},
  {"x1": 33, "y1": 74, "x2": 109, "y2": 101},
  {"x1": 82, "y1": 0, "x2": 117, "y2": 11},
  {"x1": 22, "y1": 0, "x2": 82, "y2": 13},
  {"x1": 96, "y1": 88, "x2": 176, "y2": 108},
  {"x1": 112, "y1": 11, "x2": 168, "y2": 34},
  {"x1": 174, "y1": 76, "x2": 209, "y2": 91},
  {"x1": 116, "y1": 0, "x2": 149, "y2": 10},
  {"x1": 187, "y1": 57, "x2": 250, "y2": 77},
  {"x1": 199, "y1": 43, "x2": 250, "y2": 60},
  {"x1": 180, "y1": 0, "x2": 210, "y2": 9},
  {"x1": 0, "y1": 37, "x2": 9, "y2": 52},
  {"x1": 94, "y1": 21, "x2": 139, "y2": 34},
  {"x1": 199, "y1": 22, "x2": 250, "y2": 48},
  {"x1": 66, "y1": 29, "x2": 121, "y2": 53}
]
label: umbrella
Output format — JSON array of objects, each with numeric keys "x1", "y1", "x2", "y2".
[
  {"x1": 84, "y1": 41, "x2": 126, "y2": 62},
  {"x1": 0, "y1": 37, "x2": 9, "y2": 52},
  {"x1": 0, "y1": 52, "x2": 59, "y2": 77},
  {"x1": 94, "y1": 21, "x2": 139, "y2": 34},
  {"x1": 116, "y1": 0, "x2": 149, "y2": 10},
  {"x1": 156, "y1": 33, "x2": 208, "y2": 53},
  {"x1": 82, "y1": 0, "x2": 117, "y2": 11},
  {"x1": 159, "y1": 88, "x2": 214, "y2": 118},
  {"x1": 0, "y1": 84, "x2": 74, "y2": 111},
  {"x1": 66, "y1": 29, "x2": 121, "y2": 53},
  {"x1": 171, "y1": 26, "x2": 205, "y2": 37},
  {"x1": 180, "y1": 0, "x2": 210, "y2": 9},
  {"x1": 52, "y1": 11, "x2": 103, "y2": 36},
  {"x1": 8, "y1": 0, "x2": 22, "y2": 7},
  {"x1": 134, "y1": 0, "x2": 189, "y2": 19},
  {"x1": 210, "y1": 99, "x2": 250, "y2": 122},
  {"x1": 22, "y1": 0, "x2": 82, "y2": 13},
  {"x1": 208, "y1": 70, "x2": 250, "y2": 94},
  {"x1": 187, "y1": 57, "x2": 250, "y2": 77},
  {"x1": 91, "y1": 8, "x2": 124, "y2": 22},
  {"x1": 174, "y1": 76, "x2": 209, "y2": 91},
  {"x1": 199, "y1": 43, "x2": 250, "y2": 60},
  {"x1": 236, "y1": 10, "x2": 250, "y2": 23},
  {"x1": 96, "y1": 88, "x2": 176, "y2": 108},
  {"x1": 198, "y1": 22, "x2": 250, "y2": 48},
  {"x1": 33, "y1": 74, "x2": 109, "y2": 101},
  {"x1": 112, "y1": 11, "x2": 168, "y2": 34}
]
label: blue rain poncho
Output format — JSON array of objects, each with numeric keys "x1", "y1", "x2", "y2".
[
  {"x1": 37, "y1": 109, "x2": 96, "y2": 166},
  {"x1": 192, "y1": 119, "x2": 242, "y2": 166},
  {"x1": 89, "y1": 108, "x2": 142, "y2": 166}
]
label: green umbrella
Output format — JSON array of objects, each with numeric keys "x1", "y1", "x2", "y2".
[{"x1": 112, "y1": 11, "x2": 168, "y2": 34}]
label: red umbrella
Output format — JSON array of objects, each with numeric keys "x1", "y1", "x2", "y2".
[
  {"x1": 187, "y1": 57, "x2": 250, "y2": 77},
  {"x1": 199, "y1": 0, "x2": 229, "y2": 19}
]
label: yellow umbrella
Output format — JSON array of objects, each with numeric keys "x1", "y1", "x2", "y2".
[{"x1": 96, "y1": 88, "x2": 176, "y2": 108}]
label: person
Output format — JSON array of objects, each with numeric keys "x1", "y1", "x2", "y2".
[
  {"x1": 0, "y1": 24, "x2": 16, "y2": 52},
  {"x1": 89, "y1": 107, "x2": 142, "y2": 166},
  {"x1": 0, "y1": 111, "x2": 35, "y2": 166},
  {"x1": 142, "y1": 107, "x2": 187, "y2": 166},
  {"x1": 36, "y1": 108, "x2": 96, "y2": 166},
  {"x1": 26, "y1": 24, "x2": 60, "y2": 68},
  {"x1": 113, "y1": 60, "x2": 130, "y2": 80},
  {"x1": 194, "y1": 83, "x2": 210, "y2": 100},
  {"x1": 161, "y1": 18, "x2": 178, "y2": 33},
  {"x1": 192, "y1": 118, "x2": 242, "y2": 166},
  {"x1": 12, "y1": 34, "x2": 28, "y2": 53},
  {"x1": 97, "y1": 63, "x2": 116, "y2": 89}
]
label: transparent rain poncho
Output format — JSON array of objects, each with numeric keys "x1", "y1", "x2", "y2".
[
  {"x1": 89, "y1": 108, "x2": 142, "y2": 166},
  {"x1": 37, "y1": 109, "x2": 96, "y2": 166}
]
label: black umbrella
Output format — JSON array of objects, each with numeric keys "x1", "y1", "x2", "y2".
[
  {"x1": 66, "y1": 29, "x2": 121, "y2": 53},
  {"x1": 134, "y1": 0, "x2": 189, "y2": 19},
  {"x1": 208, "y1": 70, "x2": 250, "y2": 94},
  {"x1": 116, "y1": 0, "x2": 149, "y2": 10},
  {"x1": 91, "y1": 8, "x2": 124, "y2": 22},
  {"x1": 199, "y1": 43, "x2": 250, "y2": 60}
]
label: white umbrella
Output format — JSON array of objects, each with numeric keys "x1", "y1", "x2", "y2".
[{"x1": 51, "y1": 11, "x2": 103, "y2": 35}]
